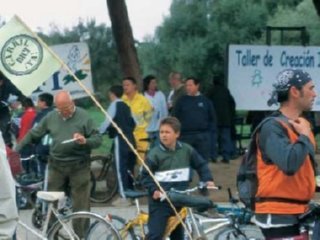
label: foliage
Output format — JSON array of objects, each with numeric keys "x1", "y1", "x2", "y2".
[
  {"x1": 86, "y1": 106, "x2": 112, "y2": 154},
  {"x1": 1, "y1": 0, "x2": 319, "y2": 93},
  {"x1": 137, "y1": 0, "x2": 320, "y2": 88},
  {"x1": 265, "y1": 0, "x2": 320, "y2": 45},
  {"x1": 138, "y1": 0, "x2": 269, "y2": 87},
  {"x1": 263, "y1": 0, "x2": 304, "y2": 14}
]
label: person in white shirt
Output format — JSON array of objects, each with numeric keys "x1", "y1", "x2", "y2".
[
  {"x1": 143, "y1": 75, "x2": 168, "y2": 148},
  {"x1": 167, "y1": 72, "x2": 186, "y2": 113}
]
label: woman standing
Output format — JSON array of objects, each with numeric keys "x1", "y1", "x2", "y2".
[{"x1": 143, "y1": 75, "x2": 168, "y2": 148}]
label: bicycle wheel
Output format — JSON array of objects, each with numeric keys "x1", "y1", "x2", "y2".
[
  {"x1": 90, "y1": 155, "x2": 118, "y2": 203},
  {"x1": 213, "y1": 225, "x2": 265, "y2": 240},
  {"x1": 106, "y1": 214, "x2": 136, "y2": 240},
  {"x1": 47, "y1": 211, "x2": 121, "y2": 240}
]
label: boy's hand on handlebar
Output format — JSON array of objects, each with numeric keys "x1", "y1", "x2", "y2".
[
  {"x1": 152, "y1": 190, "x2": 163, "y2": 200},
  {"x1": 206, "y1": 181, "x2": 216, "y2": 189}
]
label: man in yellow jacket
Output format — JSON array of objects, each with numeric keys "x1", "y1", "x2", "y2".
[{"x1": 122, "y1": 77, "x2": 153, "y2": 162}]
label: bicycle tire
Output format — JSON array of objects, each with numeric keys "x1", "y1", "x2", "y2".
[
  {"x1": 90, "y1": 155, "x2": 118, "y2": 203},
  {"x1": 47, "y1": 211, "x2": 121, "y2": 240},
  {"x1": 106, "y1": 214, "x2": 136, "y2": 240},
  {"x1": 213, "y1": 225, "x2": 265, "y2": 240}
]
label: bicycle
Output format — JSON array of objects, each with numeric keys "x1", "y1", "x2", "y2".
[
  {"x1": 90, "y1": 153, "x2": 118, "y2": 203},
  {"x1": 296, "y1": 201, "x2": 320, "y2": 239},
  {"x1": 107, "y1": 184, "x2": 264, "y2": 239},
  {"x1": 89, "y1": 135, "x2": 156, "y2": 204},
  {"x1": 106, "y1": 189, "x2": 188, "y2": 240},
  {"x1": 17, "y1": 190, "x2": 121, "y2": 239},
  {"x1": 15, "y1": 154, "x2": 46, "y2": 209},
  {"x1": 167, "y1": 185, "x2": 264, "y2": 240}
]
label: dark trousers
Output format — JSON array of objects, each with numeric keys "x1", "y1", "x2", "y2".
[
  {"x1": 48, "y1": 159, "x2": 91, "y2": 237},
  {"x1": 147, "y1": 201, "x2": 184, "y2": 240},
  {"x1": 260, "y1": 225, "x2": 302, "y2": 239},
  {"x1": 20, "y1": 144, "x2": 36, "y2": 174},
  {"x1": 180, "y1": 132, "x2": 211, "y2": 161},
  {"x1": 210, "y1": 128, "x2": 218, "y2": 160},
  {"x1": 113, "y1": 137, "x2": 134, "y2": 198},
  {"x1": 217, "y1": 127, "x2": 233, "y2": 161}
]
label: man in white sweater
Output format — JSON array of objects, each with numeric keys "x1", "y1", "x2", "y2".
[{"x1": 0, "y1": 131, "x2": 18, "y2": 239}]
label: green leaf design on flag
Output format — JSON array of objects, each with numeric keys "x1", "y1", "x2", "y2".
[{"x1": 63, "y1": 69, "x2": 87, "y2": 85}]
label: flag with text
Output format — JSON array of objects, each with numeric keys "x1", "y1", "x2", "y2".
[{"x1": 0, "y1": 15, "x2": 61, "y2": 95}]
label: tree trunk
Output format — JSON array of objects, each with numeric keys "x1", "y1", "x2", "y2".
[
  {"x1": 313, "y1": 0, "x2": 320, "y2": 16},
  {"x1": 106, "y1": 0, "x2": 142, "y2": 89}
]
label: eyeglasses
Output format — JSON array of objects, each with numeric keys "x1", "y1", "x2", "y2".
[{"x1": 56, "y1": 104, "x2": 75, "y2": 114}]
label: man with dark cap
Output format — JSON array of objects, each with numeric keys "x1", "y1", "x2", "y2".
[
  {"x1": 253, "y1": 69, "x2": 318, "y2": 239},
  {"x1": 0, "y1": 72, "x2": 26, "y2": 147}
]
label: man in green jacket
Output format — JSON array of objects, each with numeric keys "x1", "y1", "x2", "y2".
[{"x1": 16, "y1": 90, "x2": 102, "y2": 236}]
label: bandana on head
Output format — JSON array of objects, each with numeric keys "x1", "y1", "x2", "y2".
[{"x1": 267, "y1": 69, "x2": 312, "y2": 106}]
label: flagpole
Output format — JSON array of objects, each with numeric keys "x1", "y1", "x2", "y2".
[{"x1": 13, "y1": 15, "x2": 191, "y2": 237}]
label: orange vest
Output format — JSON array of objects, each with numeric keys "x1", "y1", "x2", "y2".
[{"x1": 255, "y1": 120, "x2": 316, "y2": 214}]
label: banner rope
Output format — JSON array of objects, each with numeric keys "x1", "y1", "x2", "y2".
[{"x1": 15, "y1": 15, "x2": 193, "y2": 239}]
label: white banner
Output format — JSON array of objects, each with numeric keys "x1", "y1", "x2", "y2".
[
  {"x1": 31, "y1": 42, "x2": 93, "y2": 100},
  {"x1": 228, "y1": 44, "x2": 320, "y2": 110},
  {"x1": 0, "y1": 16, "x2": 61, "y2": 96}
]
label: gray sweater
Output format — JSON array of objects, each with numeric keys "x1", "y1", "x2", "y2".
[{"x1": 17, "y1": 107, "x2": 102, "y2": 162}]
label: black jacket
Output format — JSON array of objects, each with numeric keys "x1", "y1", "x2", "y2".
[
  {"x1": 0, "y1": 79, "x2": 26, "y2": 118},
  {"x1": 207, "y1": 84, "x2": 235, "y2": 127},
  {"x1": 172, "y1": 94, "x2": 216, "y2": 134}
]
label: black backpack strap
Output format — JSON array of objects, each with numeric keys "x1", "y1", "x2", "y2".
[{"x1": 256, "y1": 197, "x2": 309, "y2": 205}]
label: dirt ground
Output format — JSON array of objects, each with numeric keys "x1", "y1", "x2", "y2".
[
  {"x1": 205, "y1": 154, "x2": 320, "y2": 203},
  {"x1": 100, "y1": 154, "x2": 320, "y2": 207}
]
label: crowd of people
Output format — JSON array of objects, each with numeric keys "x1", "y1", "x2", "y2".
[{"x1": 0, "y1": 68, "x2": 319, "y2": 240}]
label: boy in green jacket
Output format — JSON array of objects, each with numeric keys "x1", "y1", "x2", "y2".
[{"x1": 142, "y1": 116, "x2": 215, "y2": 240}]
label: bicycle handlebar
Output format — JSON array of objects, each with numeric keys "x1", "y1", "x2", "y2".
[
  {"x1": 168, "y1": 183, "x2": 222, "y2": 195},
  {"x1": 158, "y1": 183, "x2": 221, "y2": 211},
  {"x1": 299, "y1": 201, "x2": 320, "y2": 221}
]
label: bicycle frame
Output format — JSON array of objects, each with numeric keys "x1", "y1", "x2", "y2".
[
  {"x1": 111, "y1": 186, "x2": 257, "y2": 239},
  {"x1": 188, "y1": 207, "x2": 231, "y2": 237},
  {"x1": 167, "y1": 185, "x2": 259, "y2": 239},
  {"x1": 19, "y1": 191, "x2": 121, "y2": 240},
  {"x1": 113, "y1": 194, "x2": 188, "y2": 239},
  {"x1": 18, "y1": 198, "x2": 74, "y2": 239}
]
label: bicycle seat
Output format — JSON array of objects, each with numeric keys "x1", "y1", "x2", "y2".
[
  {"x1": 37, "y1": 191, "x2": 65, "y2": 202},
  {"x1": 124, "y1": 190, "x2": 148, "y2": 199}
]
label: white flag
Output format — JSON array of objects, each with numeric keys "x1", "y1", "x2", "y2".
[{"x1": 0, "y1": 15, "x2": 61, "y2": 96}]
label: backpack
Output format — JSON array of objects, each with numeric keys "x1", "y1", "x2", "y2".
[{"x1": 236, "y1": 117, "x2": 275, "y2": 210}]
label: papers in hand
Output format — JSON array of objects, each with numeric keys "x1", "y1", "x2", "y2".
[{"x1": 61, "y1": 138, "x2": 77, "y2": 144}]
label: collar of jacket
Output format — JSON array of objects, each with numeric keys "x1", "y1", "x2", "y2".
[{"x1": 159, "y1": 141, "x2": 183, "y2": 152}]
